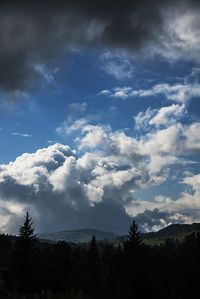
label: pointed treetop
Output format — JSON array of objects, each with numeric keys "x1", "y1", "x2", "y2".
[
  {"x1": 126, "y1": 220, "x2": 142, "y2": 248},
  {"x1": 18, "y1": 211, "x2": 37, "y2": 240},
  {"x1": 88, "y1": 235, "x2": 99, "y2": 261}
]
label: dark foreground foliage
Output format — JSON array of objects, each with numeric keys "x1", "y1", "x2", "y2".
[{"x1": 0, "y1": 216, "x2": 200, "y2": 298}]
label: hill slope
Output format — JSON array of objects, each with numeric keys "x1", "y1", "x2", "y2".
[
  {"x1": 141, "y1": 223, "x2": 200, "y2": 245},
  {"x1": 38, "y1": 223, "x2": 200, "y2": 245},
  {"x1": 38, "y1": 228, "x2": 117, "y2": 243},
  {"x1": 116, "y1": 223, "x2": 200, "y2": 246}
]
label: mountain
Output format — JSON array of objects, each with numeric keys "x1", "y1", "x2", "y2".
[
  {"x1": 116, "y1": 223, "x2": 200, "y2": 246},
  {"x1": 141, "y1": 223, "x2": 200, "y2": 245},
  {"x1": 38, "y1": 223, "x2": 200, "y2": 245},
  {"x1": 38, "y1": 228, "x2": 117, "y2": 244},
  {"x1": 143, "y1": 223, "x2": 200, "y2": 239}
]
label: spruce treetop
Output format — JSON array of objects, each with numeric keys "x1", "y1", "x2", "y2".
[
  {"x1": 18, "y1": 211, "x2": 37, "y2": 241},
  {"x1": 124, "y1": 220, "x2": 143, "y2": 251}
]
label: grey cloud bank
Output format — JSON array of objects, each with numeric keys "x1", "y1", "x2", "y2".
[{"x1": 0, "y1": 143, "x2": 132, "y2": 234}]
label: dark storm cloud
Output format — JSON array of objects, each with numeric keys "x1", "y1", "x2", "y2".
[
  {"x1": 80, "y1": 200, "x2": 131, "y2": 235},
  {"x1": 0, "y1": 0, "x2": 197, "y2": 93},
  {"x1": 34, "y1": 199, "x2": 131, "y2": 235}
]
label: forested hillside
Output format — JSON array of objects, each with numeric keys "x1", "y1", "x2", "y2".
[{"x1": 0, "y1": 214, "x2": 200, "y2": 298}]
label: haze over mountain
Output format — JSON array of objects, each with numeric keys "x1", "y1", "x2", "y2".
[
  {"x1": 37, "y1": 223, "x2": 200, "y2": 244},
  {"x1": 38, "y1": 228, "x2": 117, "y2": 243}
]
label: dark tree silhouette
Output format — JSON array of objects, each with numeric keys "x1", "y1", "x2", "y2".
[
  {"x1": 18, "y1": 212, "x2": 37, "y2": 244},
  {"x1": 123, "y1": 221, "x2": 146, "y2": 299},
  {"x1": 88, "y1": 236, "x2": 99, "y2": 263},
  {"x1": 124, "y1": 220, "x2": 142, "y2": 252},
  {"x1": 3, "y1": 219, "x2": 200, "y2": 298},
  {"x1": 11, "y1": 212, "x2": 38, "y2": 293},
  {"x1": 86, "y1": 236, "x2": 102, "y2": 298}
]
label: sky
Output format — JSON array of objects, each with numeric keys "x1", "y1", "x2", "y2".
[{"x1": 0, "y1": 0, "x2": 200, "y2": 234}]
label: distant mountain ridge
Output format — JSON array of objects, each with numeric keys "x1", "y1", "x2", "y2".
[
  {"x1": 38, "y1": 223, "x2": 200, "y2": 245},
  {"x1": 143, "y1": 223, "x2": 200, "y2": 239},
  {"x1": 38, "y1": 228, "x2": 117, "y2": 243}
]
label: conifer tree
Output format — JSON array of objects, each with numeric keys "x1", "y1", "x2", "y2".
[
  {"x1": 86, "y1": 236, "x2": 101, "y2": 297},
  {"x1": 123, "y1": 221, "x2": 144, "y2": 298},
  {"x1": 17, "y1": 212, "x2": 37, "y2": 258},
  {"x1": 127, "y1": 220, "x2": 142, "y2": 248},
  {"x1": 12, "y1": 212, "x2": 37, "y2": 292},
  {"x1": 88, "y1": 236, "x2": 99, "y2": 263},
  {"x1": 18, "y1": 211, "x2": 37, "y2": 243}
]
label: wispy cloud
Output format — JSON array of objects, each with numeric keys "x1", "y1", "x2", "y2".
[
  {"x1": 11, "y1": 132, "x2": 32, "y2": 137},
  {"x1": 56, "y1": 117, "x2": 89, "y2": 136},
  {"x1": 134, "y1": 104, "x2": 186, "y2": 130},
  {"x1": 101, "y1": 51, "x2": 134, "y2": 80},
  {"x1": 68, "y1": 102, "x2": 87, "y2": 114},
  {"x1": 99, "y1": 83, "x2": 200, "y2": 103},
  {"x1": 47, "y1": 140, "x2": 59, "y2": 144}
]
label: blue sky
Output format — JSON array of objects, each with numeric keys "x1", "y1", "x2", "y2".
[
  {"x1": 0, "y1": 0, "x2": 200, "y2": 234},
  {"x1": 1, "y1": 51, "x2": 199, "y2": 162}
]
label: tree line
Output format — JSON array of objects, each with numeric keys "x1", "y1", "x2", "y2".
[{"x1": 0, "y1": 212, "x2": 200, "y2": 298}]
